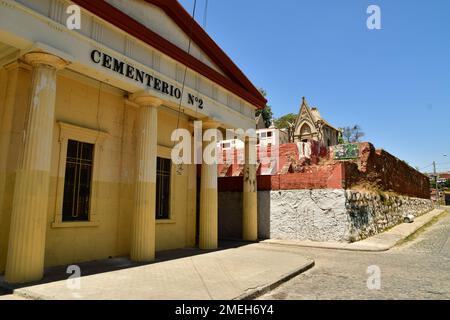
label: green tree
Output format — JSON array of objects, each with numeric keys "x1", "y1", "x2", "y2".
[
  {"x1": 274, "y1": 113, "x2": 297, "y2": 142},
  {"x1": 255, "y1": 89, "x2": 273, "y2": 128},
  {"x1": 445, "y1": 179, "x2": 450, "y2": 190},
  {"x1": 337, "y1": 129, "x2": 345, "y2": 144},
  {"x1": 274, "y1": 113, "x2": 297, "y2": 129}
]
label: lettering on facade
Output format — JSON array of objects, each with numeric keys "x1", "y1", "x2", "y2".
[{"x1": 90, "y1": 50, "x2": 204, "y2": 109}]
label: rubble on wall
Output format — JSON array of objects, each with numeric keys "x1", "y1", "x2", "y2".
[
  {"x1": 340, "y1": 143, "x2": 430, "y2": 199},
  {"x1": 219, "y1": 141, "x2": 430, "y2": 199}
]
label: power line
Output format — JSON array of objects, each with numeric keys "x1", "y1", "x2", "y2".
[
  {"x1": 420, "y1": 161, "x2": 450, "y2": 172},
  {"x1": 202, "y1": 0, "x2": 209, "y2": 29},
  {"x1": 419, "y1": 163, "x2": 433, "y2": 171},
  {"x1": 172, "y1": 0, "x2": 197, "y2": 150}
]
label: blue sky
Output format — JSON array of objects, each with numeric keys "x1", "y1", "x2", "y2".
[{"x1": 178, "y1": 0, "x2": 450, "y2": 172}]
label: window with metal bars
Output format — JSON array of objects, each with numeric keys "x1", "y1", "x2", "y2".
[
  {"x1": 156, "y1": 157, "x2": 171, "y2": 219},
  {"x1": 62, "y1": 140, "x2": 94, "y2": 222}
]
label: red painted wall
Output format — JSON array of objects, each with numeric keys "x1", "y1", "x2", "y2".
[{"x1": 218, "y1": 142, "x2": 430, "y2": 199}]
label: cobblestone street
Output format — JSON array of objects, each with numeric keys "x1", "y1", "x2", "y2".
[{"x1": 259, "y1": 209, "x2": 450, "y2": 300}]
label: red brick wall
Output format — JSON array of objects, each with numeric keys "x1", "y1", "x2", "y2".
[
  {"x1": 218, "y1": 163, "x2": 344, "y2": 192},
  {"x1": 218, "y1": 142, "x2": 430, "y2": 199},
  {"x1": 342, "y1": 143, "x2": 430, "y2": 199}
]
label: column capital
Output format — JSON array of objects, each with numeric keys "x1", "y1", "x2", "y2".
[
  {"x1": 130, "y1": 92, "x2": 162, "y2": 108},
  {"x1": 23, "y1": 52, "x2": 68, "y2": 70}
]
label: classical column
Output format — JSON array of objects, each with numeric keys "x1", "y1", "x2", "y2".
[
  {"x1": 129, "y1": 93, "x2": 161, "y2": 262},
  {"x1": 243, "y1": 136, "x2": 258, "y2": 241},
  {"x1": 185, "y1": 124, "x2": 197, "y2": 248},
  {"x1": 5, "y1": 52, "x2": 68, "y2": 283},
  {"x1": 199, "y1": 121, "x2": 219, "y2": 250}
]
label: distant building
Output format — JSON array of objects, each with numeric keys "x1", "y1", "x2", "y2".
[
  {"x1": 293, "y1": 97, "x2": 340, "y2": 147},
  {"x1": 257, "y1": 120, "x2": 289, "y2": 147},
  {"x1": 255, "y1": 114, "x2": 267, "y2": 130},
  {"x1": 439, "y1": 172, "x2": 450, "y2": 182}
]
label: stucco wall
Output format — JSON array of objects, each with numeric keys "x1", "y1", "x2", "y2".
[
  {"x1": 269, "y1": 189, "x2": 349, "y2": 242},
  {"x1": 269, "y1": 189, "x2": 433, "y2": 242},
  {"x1": 218, "y1": 191, "x2": 270, "y2": 240},
  {"x1": 219, "y1": 189, "x2": 433, "y2": 243},
  {"x1": 0, "y1": 66, "x2": 197, "y2": 272}
]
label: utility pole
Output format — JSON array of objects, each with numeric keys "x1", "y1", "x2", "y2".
[{"x1": 433, "y1": 161, "x2": 440, "y2": 207}]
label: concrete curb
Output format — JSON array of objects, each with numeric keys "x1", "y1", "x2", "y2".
[
  {"x1": 5, "y1": 259, "x2": 316, "y2": 301},
  {"x1": 234, "y1": 259, "x2": 315, "y2": 300},
  {"x1": 262, "y1": 208, "x2": 448, "y2": 253},
  {"x1": 1, "y1": 244, "x2": 316, "y2": 301}
]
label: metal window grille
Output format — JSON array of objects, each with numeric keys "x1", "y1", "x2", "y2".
[
  {"x1": 62, "y1": 140, "x2": 94, "y2": 222},
  {"x1": 156, "y1": 157, "x2": 171, "y2": 219}
]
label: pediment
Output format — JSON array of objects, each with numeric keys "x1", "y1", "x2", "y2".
[
  {"x1": 71, "y1": 0, "x2": 266, "y2": 108},
  {"x1": 105, "y1": 0, "x2": 226, "y2": 77},
  {"x1": 295, "y1": 102, "x2": 316, "y2": 132}
]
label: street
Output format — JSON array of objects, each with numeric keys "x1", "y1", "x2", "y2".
[{"x1": 259, "y1": 209, "x2": 450, "y2": 300}]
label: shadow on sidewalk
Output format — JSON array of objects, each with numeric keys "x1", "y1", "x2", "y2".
[{"x1": 0, "y1": 240, "x2": 254, "y2": 295}]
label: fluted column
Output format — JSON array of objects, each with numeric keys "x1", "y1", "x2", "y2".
[
  {"x1": 199, "y1": 121, "x2": 219, "y2": 250},
  {"x1": 129, "y1": 93, "x2": 161, "y2": 262},
  {"x1": 5, "y1": 52, "x2": 68, "y2": 283},
  {"x1": 243, "y1": 136, "x2": 258, "y2": 241}
]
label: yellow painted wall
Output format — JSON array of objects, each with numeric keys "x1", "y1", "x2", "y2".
[{"x1": 0, "y1": 65, "x2": 197, "y2": 272}]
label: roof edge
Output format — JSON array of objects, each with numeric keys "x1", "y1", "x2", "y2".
[
  {"x1": 71, "y1": 0, "x2": 267, "y2": 109},
  {"x1": 146, "y1": 0, "x2": 265, "y2": 100}
]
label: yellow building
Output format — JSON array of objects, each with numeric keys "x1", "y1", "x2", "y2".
[{"x1": 0, "y1": 0, "x2": 265, "y2": 283}]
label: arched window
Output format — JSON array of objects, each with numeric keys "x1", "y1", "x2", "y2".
[{"x1": 300, "y1": 123, "x2": 312, "y2": 137}]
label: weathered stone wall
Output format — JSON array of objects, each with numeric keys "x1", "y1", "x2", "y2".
[
  {"x1": 344, "y1": 190, "x2": 433, "y2": 241},
  {"x1": 269, "y1": 189, "x2": 433, "y2": 242},
  {"x1": 218, "y1": 189, "x2": 433, "y2": 243}
]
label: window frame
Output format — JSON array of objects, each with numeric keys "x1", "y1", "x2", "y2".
[
  {"x1": 155, "y1": 145, "x2": 176, "y2": 225},
  {"x1": 51, "y1": 122, "x2": 109, "y2": 228},
  {"x1": 62, "y1": 139, "x2": 95, "y2": 222},
  {"x1": 156, "y1": 157, "x2": 172, "y2": 220}
]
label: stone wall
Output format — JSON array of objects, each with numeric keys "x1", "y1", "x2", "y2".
[
  {"x1": 341, "y1": 143, "x2": 430, "y2": 199},
  {"x1": 219, "y1": 142, "x2": 431, "y2": 200},
  {"x1": 269, "y1": 189, "x2": 433, "y2": 242},
  {"x1": 218, "y1": 189, "x2": 433, "y2": 242}
]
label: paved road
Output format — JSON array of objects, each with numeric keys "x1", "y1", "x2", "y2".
[{"x1": 259, "y1": 209, "x2": 450, "y2": 300}]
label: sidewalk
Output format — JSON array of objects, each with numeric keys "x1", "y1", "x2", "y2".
[
  {"x1": 263, "y1": 208, "x2": 448, "y2": 252},
  {"x1": 0, "y1": 242, "x2": 314, "y2": 300}
]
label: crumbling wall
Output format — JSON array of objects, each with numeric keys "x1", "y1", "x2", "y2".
[
  {"x1": 268, "y1": 189, "x2": 433, "y2": 242},
  {"x1": 341, "y1": 143, "x2": 430, "y2": 199},
  {"x1": 218, "y1": 141, "x2": 431, "y2": 242}
]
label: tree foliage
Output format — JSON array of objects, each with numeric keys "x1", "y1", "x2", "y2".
[
  {"x1": 443, "y1": 179, "x2": 450, "y2": 190},
  {"x1": 255, "y1": 88, "x2": 273, "y2": 128},
  {"x1": 274, "y1": 113, "x2": 297, "y2": 142},
  {"x1": 274, "y1": 113, "x2": 297, "y2": 129}
]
